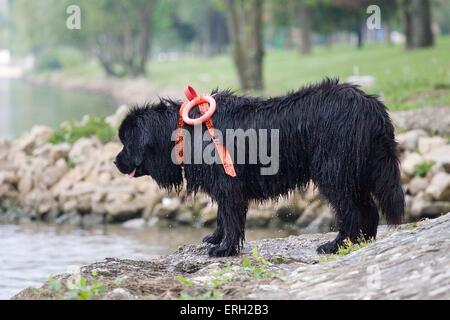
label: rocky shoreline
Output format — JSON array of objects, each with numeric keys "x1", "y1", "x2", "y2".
[
  {"x1": 13, "y1": 212, "x2": 450, "y2": 300},
  {"x1": 1, "y1": 105, "x2": 450, "y2": 232}
]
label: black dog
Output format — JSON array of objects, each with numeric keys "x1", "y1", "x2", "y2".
[{"x1": 115, "y1": 79, "x2": 404, "y2": 257}]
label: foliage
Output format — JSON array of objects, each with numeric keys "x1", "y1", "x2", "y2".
[
  {"x1": 406, "y1": 221, "x2": 418, "y2": 229},
  {"x1": 174, "y1": 247, "x2": 277, "y2": 300},
  {"x1": 47, "y1": 270, "x2": 106, "y2": 300},
  {"x1": 34, "y1": 47, "x2": 86, "y2": 71},
  {"x1": 414, "y1": 161, "x2": 434, "y2": 178},
  {"x1": 176, "y1": 275, "x2": 193, "y2": 286},
  {"x1": 176, "y1": 290, "x2": 223, "y2": 300},
  {"x1": 337, "y1": 237, "x2": 373, "y2": 256},
  {"x1": 13, "y1": 0, "x2": 157, "y2": 77},
  {"x1": 319, "y1": 256, "x2": 337, "y2": 263},
  {"x1": 49, "y1": 116, "x2": 116, "y2": 144}
]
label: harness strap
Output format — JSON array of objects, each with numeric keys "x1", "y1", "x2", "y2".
[{"x1": 175, "y1": 86, "x2": 236, "y2": 177}]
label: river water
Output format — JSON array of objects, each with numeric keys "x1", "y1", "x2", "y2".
[
  {"x1": 0, "y1": 79, "x2": 117, "y2": 139},
  {"x1": 0, "y1": 79, "x2": 291, "y2": 299}
]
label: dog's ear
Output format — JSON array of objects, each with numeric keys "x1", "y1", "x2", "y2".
[
  {"x1": 131, "y1": 143, "x2": 145, "y2": 166},
  {"x1": 131, "y1": 124, "x2": 148, "y2": 166}
]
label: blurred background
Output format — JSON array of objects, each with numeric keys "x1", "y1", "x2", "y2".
[{"x1": 0, "y1": 0, "x2": 450, "y2": 299}]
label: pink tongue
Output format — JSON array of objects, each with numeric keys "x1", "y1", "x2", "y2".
[{"x1": 128, "y1": 168, "x2": 136, "y2": 178}]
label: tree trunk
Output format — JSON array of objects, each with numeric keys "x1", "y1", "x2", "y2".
[
  {"x1": 134, "y1": 0, "x2": 155, "y2": 76},
  {"x1": 298, "y1": 0, "x2": 312, "y2": 55},
  {"x1": 356, "y1": 20, "x2": 364, "y2": 49},
  {"x1": 225, "y1": 0, "x2": 264, "y2": 91},
  {"x1": 404, "y1": 0, "x2": 434, "y2": 49}
]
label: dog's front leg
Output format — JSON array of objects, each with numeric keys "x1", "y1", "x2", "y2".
[{"x1": 208, "y1": 199, "x2": 248, "y2": 257}]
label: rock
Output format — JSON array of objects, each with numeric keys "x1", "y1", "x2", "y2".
[
  {"x1": 176, "y1": 210, "x2": 194, "y2": 225},
  {"x1": 14, "y1": 126, "x2": 52, "y2": 152},
  {"x1": 41, "y1": 159, "x2": 68, "y2": 188},
  {"x1": 104, "y1": 201, "x2": 142, "y2": 222},
  {"x1": 407, "y1": 176, "x2": 429, "y2": 195},
  {"x1": 69, "y1": 138, "x2": 101, "y2": 164},
  {"x1": 0, "y1": 170, "x2": 17, "y2": 185},
  {"x1": 424, "y1": 145, "x2": 450, "y2": 172},
  {"x1": 17, "y1": 171, "x2": 33, "y2": 195},
  {"x1": 425, "y1": 172, "x2": 450, "y2": 201},
  {"x1": 304, "y1": 205, "x2": 334, "y2": 233},
  {"x1": 152, "y1": 198, "x2": 180, "y2": 219},
  {"x1": 404, "y1": 194, "x2": 414, "y2": 214},
  {"x1": 81, "y1": 213, "x2": 104, "y2": 226},
  {"x1": 146, "y1": 216, "x2": 159, "y2": 227},
  {"x1": 14, "y1": 213, "x2": 450, "y2": 300},
  {"x1": 198, "y1": 204, "x2": 217, "y2": 226},
  {"x1": 122, "y1": 218, "x2": 146, "y2": 229},
  {"x1": 33, "y1": 143, "x2": 70, "y2": 164},
  {"x1": 20, "y1": 188, "x2": 58, "y2": 215},
  {"x1": 410, "y1": 192, "x2": 450, "y2": 218},
  {"x1": 100, "y1": 142, "x2": 122, "y2": 162},
  {"x1": 390, "y1": 106, "x2": 450, "y2": 136},
  {"x1": 102, "y1": 288, "x2": 135, "y2": 300},
  {"x1": 276, "y1": 205, "x2": 301, "y2": 223},
  {"x1": 396, "y1": 129, "x2": 428, "y2": 151},
  {"x1": 296, "y1": 200, "x2": 322, "y2": 228},
  {"x1": 61, "y1": 199, "x2": 78, "y2": 212},
  {"x1": 417, "y1": 136, "x2": 447, "y2": 154},
  {"x1": 401, "y1": 152, "x2": 424, "y2": 177},
  {"x1": 247, "y1": 209, "x2": 274, "y2": 228}
]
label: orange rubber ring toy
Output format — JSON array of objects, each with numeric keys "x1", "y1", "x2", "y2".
[{"x1": 182, "y1": 95, "x2": 216, "y2": 125}]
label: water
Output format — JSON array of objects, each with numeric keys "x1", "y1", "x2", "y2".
[
  {"x1": 0, "y1": 79, "x2": 117, "y2": 139},
  {"x1": 0, "y1": 222, "x2": 289, "y2": 299}
]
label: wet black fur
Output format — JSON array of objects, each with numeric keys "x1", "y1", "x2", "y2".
[{"x1": 115, "y1": 79, "x2": 405, "y2": 257}]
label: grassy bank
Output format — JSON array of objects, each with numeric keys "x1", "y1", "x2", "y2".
[{"x1": 38, "y1": 36, "x2": 450, "y2": 110}]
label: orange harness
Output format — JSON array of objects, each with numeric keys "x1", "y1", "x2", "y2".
[{"x1": 174, "y1": 86, "x2": 236, "y2": 177}]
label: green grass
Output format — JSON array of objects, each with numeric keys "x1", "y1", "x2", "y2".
[
  {"x1": 50, "y1": 36, "x2": 450, "y2": 111},
  {"x1": 174, "y1": 246, "x2": 277, "y2": 300},
  {"x1": 46, "y1": 270, "x2": 106, "y2": 300},
  {"x1": 147, "y1": 36, "x2": 450, "y2": 110},
  {"x1": 414, "y1": 161, "x2": 434, "y2": 177},
  {"x1": 49, "y1": 116, "x2": 116, "y2": 144},
  {"x1": 337, "y1": 238, "x2": 374, "y2": 256},
  {"x1": 319, "y1": 256, "x2": 337, "y2": 263}
]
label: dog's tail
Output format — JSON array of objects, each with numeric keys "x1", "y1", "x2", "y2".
[{"x1": 369, "y1": 101, "x2": 405, "y2": 225}]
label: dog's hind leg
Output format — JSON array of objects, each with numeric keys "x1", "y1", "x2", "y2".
[
  {"x1": 316, "y1": 188, "x2": 366, "y2": 254},
  {"x1": 208, "y1": 198, "x2": 248, "y2": 257},
  {"x1": 357, "y1": 192, "x2": 379, "y2": 241}
]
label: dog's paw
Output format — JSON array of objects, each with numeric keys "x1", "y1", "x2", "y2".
[
  {"x1": 317, "y1": 241, "x2": 339, "y2": 254},
  {"x1": 208, "y1": 245, "x2": 238, "y2": 257},
  {"x1": 202, "y1": 233, "x2": 223, "y2": 245}
]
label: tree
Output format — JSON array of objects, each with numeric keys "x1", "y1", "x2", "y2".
[
  {"x1": 298, "y1": 0, "x2": 313, "y2": 55},
  {"x1": 171, "y1": 0, "x2": 229, "y2": 56},
  {"x1": 403, "y1": 0, "x2": 434, "y2": 49},
  {"x1": 12, "y1": 0, "x2": 157, "y2": 77},
  {"x1": 85, "y1": 0, "x2": 157, "y2": 77},
  {"x1": 225, "y1": 0, "x2": 264, "y2": 91}
]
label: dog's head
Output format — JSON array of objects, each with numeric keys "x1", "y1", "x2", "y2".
[
  {"x1": 114, "y1": 102, "x2": 183, "y2": 189},
  {"x1": 115, "y1": 109, "x2": 148, "y2": 178}
]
